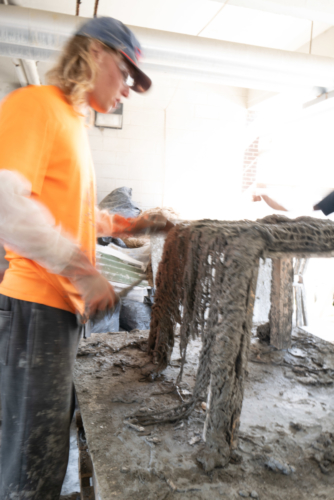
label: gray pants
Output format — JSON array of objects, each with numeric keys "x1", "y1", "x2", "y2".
[{"x1": 0, "y1": 295, "x2": 82, "y2": 500}]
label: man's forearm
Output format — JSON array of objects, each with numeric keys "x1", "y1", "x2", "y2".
[{"x1": 0, "y1": 170, "x2": 78, "y2": 274}]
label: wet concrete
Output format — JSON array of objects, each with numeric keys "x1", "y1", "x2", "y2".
[{"x1": 73, "y1": 328, "x2": 334, "y2": 500}]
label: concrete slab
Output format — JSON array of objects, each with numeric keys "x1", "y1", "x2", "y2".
[{"x1": 74, "y1": 329, "x2": 334, "y2": 500}]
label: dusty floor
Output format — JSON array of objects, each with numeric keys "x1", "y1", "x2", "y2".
[{"x1": 74, "y1": 328, "x2": 334, "y2": 500}]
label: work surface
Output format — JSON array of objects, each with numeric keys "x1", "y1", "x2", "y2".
[{"x1": 74, "y1": 329, "x2": 334, "y2": 500}]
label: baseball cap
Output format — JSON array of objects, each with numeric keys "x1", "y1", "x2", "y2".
[{"x1": 76, "y1": 17, "x2": 152, "y2": 93}]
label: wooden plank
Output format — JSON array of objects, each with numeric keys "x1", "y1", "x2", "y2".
[
  {"x1": 97, "y1": 252, "x2": 143, "y2": 269},
  {"x1": 79, "y1": 450, "x2": 93, "y2": 478},
  {"x1": 97, "y1": 259, "x2": 146, "y2": 278},
  {"x1": 97, "y1": 259, "x2": 146, "y2": 276},
  {"x1": 97, "y1": 253, "x2": 148, "y2": 286},
  {"x1": 99, "y1": 271, "x2": 148, "y2": 287},
  {"x1": 76, "y1": 410, "x2": 95, "y2": 500},
  {"x1": 96, "y1": 244, "x2": 145, "y2": 269},
  {"x1": 98, "y1": 264, "x2": 147, "y2": 283},
  {"x1": 82, "y1": 486, "x2": 95, "y2": 500},
  {"x1": 270, "y1": 257, "x2": 293, "y2": 349}
]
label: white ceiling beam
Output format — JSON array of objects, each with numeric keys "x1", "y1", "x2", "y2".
[
  {"x1": 2, "y1": 5, "x2": 334, "y2": 93},
  {"x1": 211, "y1": 0, "x2": 334, "y2": 25}
]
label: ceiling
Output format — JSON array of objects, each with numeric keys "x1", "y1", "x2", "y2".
[
  {"x1": 3, "y1": 0, "x2": 332, "y2": 52},
  {"x1": 1, "y1": 0, "x2": 334, "y2": 106}
]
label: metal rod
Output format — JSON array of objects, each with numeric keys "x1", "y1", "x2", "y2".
[
  {"x1": 309, "y1": 20, "x2": 314, "y2": 55},
  {"x1": 94, "y1": 0, "x2": 99, "y2": 17},
  {"x1": 76, "y1": 0, "x2": 81, "y2": 16},
  {"x1": 197, "y1": 0, "x2": 229, "y2": 36}
]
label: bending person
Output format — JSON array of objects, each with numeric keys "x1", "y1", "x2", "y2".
[{"x1": 0, "y1": 17, "x2": 169, "y2": 500}]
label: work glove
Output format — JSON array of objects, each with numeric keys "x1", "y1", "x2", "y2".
[
  {"x1": 61, "y1": 249, "x2": 117, "y2": 319},
  {"x1": 128, "y1": 213, "x2": 174, "y2": 235}
]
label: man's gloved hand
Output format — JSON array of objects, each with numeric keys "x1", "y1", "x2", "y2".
[
  {"x1": 96, "y1": 208, "x2": 175, "y2": 238},
  {"x1": 72, "y1": 271, "x2": 117, "y2": 320},
  {"x1": 129, "y1": 213, "x2": 174, "y2": 235},
  {"x1": 61, "y1": 249, "x2": 116, "y2": 318}
]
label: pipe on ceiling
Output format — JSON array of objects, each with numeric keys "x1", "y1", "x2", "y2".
[
  {"x1": 12, "y1": 58, "x2": 27, "y2": 86},
  {"x1": 2, "y1": 4, "x2": 41, "y2": 86},
  {"x1": 1, "y1": 5, "x2": 334, "y2": 92},
  {"x1": 22, "y1": 59, "x2": 40, "y2": 85},
  {"x1": 93, "y1": 0, "x2": 99, "y2": 18}
]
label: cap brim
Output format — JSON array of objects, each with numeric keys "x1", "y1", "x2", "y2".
[
  {"x1": 131, "y1": 67, "x2": 152, "y2": 93},
  {"x1": 121, "y1": 52, "x2": 152, "y2": 93}
]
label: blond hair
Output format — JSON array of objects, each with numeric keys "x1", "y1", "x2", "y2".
[{"x1": 47, "y1": 35, "x2": 115, "y2": 110}]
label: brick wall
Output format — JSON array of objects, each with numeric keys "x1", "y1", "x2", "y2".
[
  {"x1": 241, "y1": 111, "x2": 259, "y2": 193},
  {"x1": 242, "y1": 137, "x2": 259, "y2": 192}
]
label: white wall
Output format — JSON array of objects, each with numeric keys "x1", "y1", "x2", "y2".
[
  {"x1": 0, "y1": 82, "x2": 18, "y2": 101},
  {"x1": 90, "y1": 77, "x2": 166, "y2": 210},
  {"x1": 0, "y1": 68, "x2": 247, "y2": 220},
  {"x1": 253, "y1": 98, "x2": 334, "y2": 211},
  {"x1": 164, "y1": 80, "x2": 246, "y2": 220},
  {"x1": 90, "y1": 74, "x2": 247, "y2": 219}
]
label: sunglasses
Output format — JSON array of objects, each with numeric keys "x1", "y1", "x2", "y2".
[
  {"x1": 116, "y1": 59, "x2": 134, "y2": 88},
  {"x1": 99, "y1": 40, "x2": 135, "y2": 88}
]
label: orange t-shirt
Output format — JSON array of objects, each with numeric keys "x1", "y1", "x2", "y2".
[{"x1": 0, "y1": 85, "x2": 96, "y2": 314}]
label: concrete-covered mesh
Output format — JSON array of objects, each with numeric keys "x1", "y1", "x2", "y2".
[{"x1": 135, "y1": 215, "x2": 334, "y2": 469}]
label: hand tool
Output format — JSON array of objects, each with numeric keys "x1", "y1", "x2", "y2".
[{"x1": 77, "y1": 278, "x2": 143, "y2": 325}]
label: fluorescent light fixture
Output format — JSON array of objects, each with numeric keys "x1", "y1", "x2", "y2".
[{"x1": 95, "y1": 103, "x2": 123, "y2": 129}]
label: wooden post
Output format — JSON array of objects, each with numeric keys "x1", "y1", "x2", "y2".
[
  {"x1": 270, "y1": 257, "x2": 293, "y2": 349},
  {"x1": 199, "y1": 235, "x2": 265, "y2": 472}
]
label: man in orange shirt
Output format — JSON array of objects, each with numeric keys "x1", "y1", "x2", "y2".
[{"x1": 0, "y1": 17, "x2": 168, "y2": 500}]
